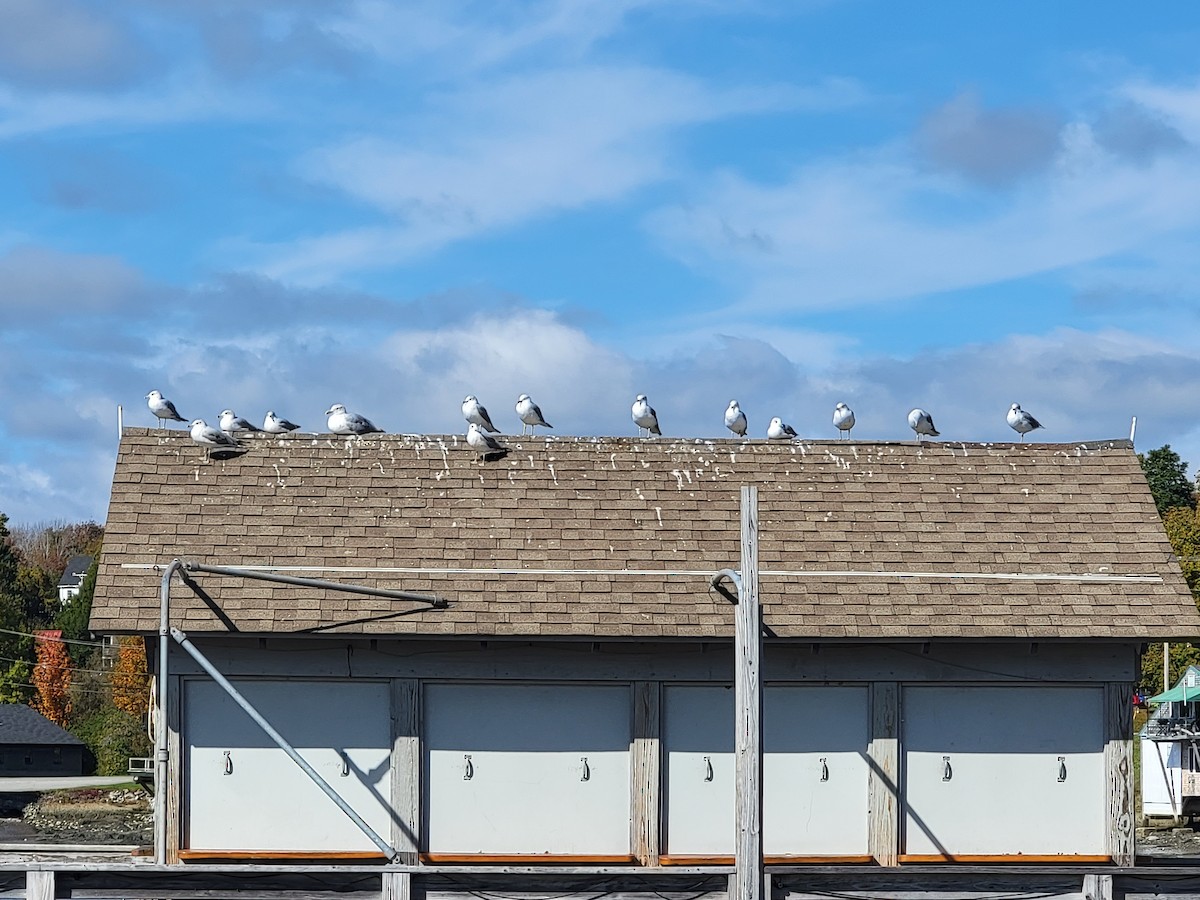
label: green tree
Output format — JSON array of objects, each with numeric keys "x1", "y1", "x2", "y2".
[
  {"x1": 55, "y1": 559, "x2": 98, "y2": 664},
  {"x1": 1139, "y1": 445, "x2": 1198, "y2": 517}
]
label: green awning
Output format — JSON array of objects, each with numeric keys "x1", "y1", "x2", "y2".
[{"x1": 1148, "y1": 684, "x2": 1200, "y2": 704}]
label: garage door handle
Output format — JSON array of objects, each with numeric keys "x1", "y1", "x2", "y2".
[
  {"x1": 580, "y1": 757, "x2": 590, "y2": 781},
  {"x1": 463, "y1": 754, "x2": 473, "y2": 781},
  {"x1": 820, "y1": 758, "x2": 829, "y2": 782},
  {"x1": 704, "y1": 756, "x2": 713, "y2": 782},
  {"x1": 942, "y1": 755, "x2": 952, "y2": 781},
  {"x1": 223, "y1": 751, "x2": 233, "y2": 776},
  {"x1": 1058, "y1": 756, "x2": 1067, "y2": 782},
  {"x1": 341, "y1": 753, "x2": 350, "y2": 777}
]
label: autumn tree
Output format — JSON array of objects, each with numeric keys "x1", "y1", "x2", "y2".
[
  {"x1": 111, "y1": 637, "x2": 149, "y2": 718},
  {"x1": 31, "y1": 631, "x2": 71, "y2": 726}
]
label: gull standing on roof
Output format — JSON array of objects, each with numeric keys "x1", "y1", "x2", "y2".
[
  {"x1": 190, "y1": 419, "x2": 240, "y2": 452},
  {"x1": 219, "y1": 409, "x2": 263, "y2": 438},
  {"x1": 146, "y1": 390, "x2": 186, "y2": 429},
  {"x1": 467, "y1": 422, "x2": 507, "y2": 457},
  {"x1": 326, "y1": 404, "x2": 383, "y2": 435},
  {"x1": 515, "y1": 394, "x2": 552, "y2": 435},
  {"x1": 724, "y1": 400, "x2": 748, "y2": 437},
  {"x1": 833, "y1": 402, "x2": 855, "y2": 439},
  {"x1": 767, "y1": 416, "x2": 798, "y2": 440},
  {"x1": 908, "y1": 408, "x2": 940, "y2": 439},
  {"x1": 632, "y1": 394, "x2": 661, "y2": 436},
  {"x1": 462, "y1": 395, "x2": 500, "y2": 433},
  {"x1": 263, "y1": 410, "x2": 301, "y2": 434},
  {"x1": 1007, "y1": 403, "x2": 1043, "y2": 441}
]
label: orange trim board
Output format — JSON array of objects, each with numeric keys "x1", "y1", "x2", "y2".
[
  {"x1": 179, "y1": 850, "x2": 388, "y2": 861},
  {"x1": 660, "y1": 855, "x2": 874, "y2": 866},
  {"x1": 420, "y1": 854, "x2": 638, "y2": 864},
  {"x1": 898, "y1": 854, "x2": 1113, "y2": 864}
]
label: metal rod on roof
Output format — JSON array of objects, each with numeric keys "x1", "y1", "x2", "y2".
[
  {"x1": 170, "y1": 626, "x2": 399, "y2": 861},
  {"x1": 182, "y1": 562, "x2": 447, "y2": 607},
  {"x1": 1131, "y1": 416, "x2": 1138, "y2": 444},
  {"x1": 117, "y1": 405, "x2": 123, "y2": 440},
  {"x1": 155, "y1": 558, "x2": 183, "y2": 866}
]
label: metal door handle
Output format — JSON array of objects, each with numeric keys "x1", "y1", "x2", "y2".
[
  {"x1": 341, "y1": 753, "x2": 349, "y2": 777},
  {"x1": 580, "y1": 757, "x2": 590, "y2": 781},
  {"x1": 223, "y1": 751, "x2": 233, "y2": 775},
  {"x1": 942, "y1": 755, "x2": 952, "y2": 781},
  {"x1": 820, "y1": 757, "x2": 829, "y2": 782},
  {"x1": 703, "y1": 756, "x2": 713, "y2": 782},
  {"x1": 463, "y1": 754, "x2": 473, "y2": 781},
  {"x1": 1058, "y1": 756, "x2": 1067, "y2": 782}
]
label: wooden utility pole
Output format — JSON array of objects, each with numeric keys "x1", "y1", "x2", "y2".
[{"x1": 734, "y1": 486, "x2": 763, "y2": 900}]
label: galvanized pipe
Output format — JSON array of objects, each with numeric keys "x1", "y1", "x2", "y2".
[
  {"x1": 170, "y1": 626, "x2": 398, "y2": 861},
  {"x1": 183, "y1": 562, "x2": 445, "y2": 606},
  {"x1": 155, "y1": 559, "x2": 183, "y2": 865}
]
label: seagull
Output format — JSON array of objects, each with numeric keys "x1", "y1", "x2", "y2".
[
  {"x1": 1007, "y1": 403, "x2": 1043, "y2": 441},
  {"x1": 146, "y1": 390, "x2": 186, "y2": 429},
  {"x1": 908, "y1": 408, "x2": 940, "y2": 439},
  {"x1": 767, "y1": 416, "x2": 798, "y2": 440},
  {"x1": 326, "y1": 404, "x2": 383, "y2": 435},
  {"x1": 467, "y1": 422, "x2": 507, "y2": 457},
  {"x1": 219, "y1": 409, "x2": 263, "y2": 437},
  {"x1": 515, "y1": 394, "x2": 552, "y2": 435},
  {"x1": 833, "y1": 402, "x2": 855, "y2": 439},
  {"x1": 632, "y1": 394, "x2": 661, "y2": 436},
  {"x1": 189, "y1": 419, "x2": 240, "y2": 452},
  {"x1": 263, "y1": 410, "x2": 301, "y2": 434},
  {"x1": 724, "y1": 400, "x2": 748, "y2": 437},
  {"x1": 462, "y1": 395, "x2": 500, "y2": 433}
]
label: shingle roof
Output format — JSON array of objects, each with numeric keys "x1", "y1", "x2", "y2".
[
  {"x1": 0, "y1": 705, "x2": 83, "y2": 746},
  {"x1": 90, "y1": 428, "x2": 1200, "y2": 641}
]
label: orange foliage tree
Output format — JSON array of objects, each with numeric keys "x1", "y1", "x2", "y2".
[
  {"x1": 111, "y1": 637, "x2": 149, "y2": 717},
  {"x1": 31, "y1": 630, "x2": 71, "y2": 726}
]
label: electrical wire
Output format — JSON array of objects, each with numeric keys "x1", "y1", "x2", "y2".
[{"x1": 0, "y1": 626, "x2": 107, "y2": 648}]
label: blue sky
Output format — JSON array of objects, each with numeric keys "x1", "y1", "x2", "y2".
[{"x1": 4, "y1": 0, "x2": 1200, "y2": 525}]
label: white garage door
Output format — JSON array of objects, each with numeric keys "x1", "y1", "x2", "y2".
[
  {"x1": 664, "y1": 684, "x2": 870, "y2": 857},
  {"x1": 185, "y1": 679, "x2": 393, "y2": 852},
  {"x1": 423, "y1": 683, "x2": 632, "y2": 855},
  {"x1": 902, "y1": 685, "x2": 1106, "y2": 857}
]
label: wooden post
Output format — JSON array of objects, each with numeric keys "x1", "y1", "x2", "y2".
[
  {"x1": 1105, "y1": 681, "x2": 1134, "y2": 866},
  {"x1": 392, "y1": 679, "x2": 420, "y2": 864},
  {"x1": 734, "y1": 485, "x2": 763, "y2": 900},
  {"x1": 25, "y1": 870, "x2": 53, "y2": 900},
  {"x1": 631, "y1": 680, "x2": 661, "y2": 865},
  {"x1": 382, "y1": 871, "x2": 412, "y2": 900},
  {"x1": 868, "y1": 682, "x2": 900, "y2": 867}
]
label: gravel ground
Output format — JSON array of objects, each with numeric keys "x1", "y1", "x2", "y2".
[{"x1": 0, "y1": 789, "x2": 151, "y2": 846}]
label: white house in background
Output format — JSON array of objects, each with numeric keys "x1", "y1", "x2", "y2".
[
  {"x1": 1141, "y1": 665, "x2": 1200, "y2": 820},
  {"x1": 56, "y1": 554, "x2": 93, "y2": 603}
]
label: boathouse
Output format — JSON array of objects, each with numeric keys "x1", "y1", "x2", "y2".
[{"x1": 87, "y1": 429, "x2": 1200, "y2": 898}]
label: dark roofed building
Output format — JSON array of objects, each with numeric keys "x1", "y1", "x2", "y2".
[
  {"x1": 57, "y1": 554, "x2": 94, "y2": 604},
  {"x1": 88, "y1": 429, "x2": 1200, "y2": 877},
  {"x1": 0, "y1": 704, "x2": 85, "y2": 776}
]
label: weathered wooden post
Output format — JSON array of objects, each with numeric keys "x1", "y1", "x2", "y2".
[{"x1": 735, "y1": 486, "x2": 763, "y2": 900}]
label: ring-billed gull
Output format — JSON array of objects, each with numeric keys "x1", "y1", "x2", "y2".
[
  {"x1": 632, "y1": 394, "x2": 661, "y2": 436},
  {"x1": 515, "y1": 394, "x2": 552, "y2": 435},
  {"x1": 908, "y1": 408, "x2": 940, "y2": 439},
  {"x1": 467, "y1": 422, "x2": 507, "y2": 457},
  {"x1": 724, "y1": 400, "x2": 748, "y2": 437},
  {"x1": 190, "y1": 419, "x2": 240, "y2": 451},
  {"x1": 1007, "y1": 403, "x2": 1043, "y2": 440},
  {"x1": 462, "y1": 396, "x2": 500, "y2": 433},
  {"x1": 263, "y1": 410, "x2": 301, "y2": 434},
  {"x1": 219, "y1": 409, "x2": 263, "y2": 437},
  {"x1": 833, "y1": 402, "x2": 855, "y2": 439},
  {"x1": 767, "y1": 416, "x2": 798, "y2": 440},
  {"x1": 326, "y1": 404, "x2": 383, "y2": 435},
  {"x1": 146, "y1": 390, "x2": 186, "y2": 428}
]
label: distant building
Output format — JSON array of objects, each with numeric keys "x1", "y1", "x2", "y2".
[
  {"x1": 0, "y1": 705, "x2": 85, "y2": 776},
  {"x1": 57, "y1": 555, "x2": 94, "y2": 604},
  {"x1": 1141, "y1": 665, "x2": 1200, "y2": 820}
]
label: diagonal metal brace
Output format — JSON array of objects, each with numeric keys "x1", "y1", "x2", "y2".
[{"x1": 711, "y1": 568, "x2": 742, "y2": 605}]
